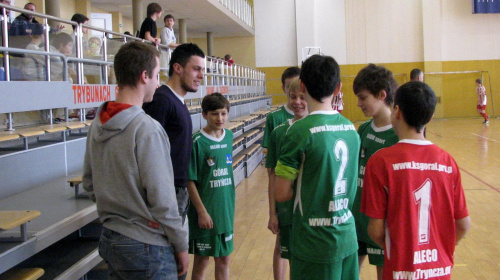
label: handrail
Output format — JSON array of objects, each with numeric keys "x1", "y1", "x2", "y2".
[{"x1": 0, "y1": 46, "x2": 68, "y2": 81}]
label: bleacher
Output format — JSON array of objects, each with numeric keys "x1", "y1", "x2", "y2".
[{"x1": 0, "y1": 3, "x2": 270, "y2": 279}]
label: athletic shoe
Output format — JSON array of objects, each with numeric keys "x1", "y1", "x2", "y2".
[{"x1": 483, "y1": 120, "x2": 489, "y2": 124}]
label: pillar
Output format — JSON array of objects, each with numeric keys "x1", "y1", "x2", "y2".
[
  {"x1": 207, "y1": 32, "x2": 214, "y2": 56},
  {"x1": 178, "y1": 18, "x2": 187, "y2": 43},
  {"x1": 132, "y1": 0, "x2": 144, "y2": 36}
]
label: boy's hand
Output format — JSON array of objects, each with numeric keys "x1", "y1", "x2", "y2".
[
  {"x1": 268, "y1": 214, "x2": 279, "y2": 234},
  {"x1": 175, "y1": 251, "x2": 189, "y2": 276},
  {"x1": 198, "y1": 212, "x2": 213, "y2": 229}
]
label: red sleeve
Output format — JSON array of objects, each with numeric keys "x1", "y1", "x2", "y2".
[
  {"x1": 452, "y1": 163, "x2": 469, "y2": 219},
  {"x1": 361, "y1": 155, "x2": 388, "y2": 219}
]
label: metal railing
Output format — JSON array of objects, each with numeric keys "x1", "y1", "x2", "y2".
[{"x1": 218, "y1": 0, "x2": 254, "y2": 28}]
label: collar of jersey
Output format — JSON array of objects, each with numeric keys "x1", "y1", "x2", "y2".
[
  {"x1": 399, "y1": 139, "x2": 433, "y2": 145},
  {"x1": 201, "y1": 128, "x2": 226, "y2": 142},
  {"x1": 309, "y1": 110, "x2": 339, "y2": 115}
]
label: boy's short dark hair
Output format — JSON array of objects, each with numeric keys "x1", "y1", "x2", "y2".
[
  {"x1": 202, "y1": 92, "x2": 230, "y2": 114},
  {"x1": 353, "y1": 63, "x2": 398, "y2": 106},
  {"x1": 395, "y1": 81, "x2": 436, "y2": 133},
  {"x1": 476, "y1": 78, "x2": 482, "y2": 84},
  {"x1": 71, "y1": 13, "x2": 89, "y2": 31},
  {"x1": 410, "y1": 68, "x2": 423, "y2": 81},
  {"x1": 114, "y1": 42, "x2": 160, "y2": 89},
  {"x1": 147, "y1": 3, "x2": 162, "y2": 17},
  {"x1": 164, "y1": 14, "x2": 174, "y2": 22},
  {"x1": 300, "y1": 55, "x2": 340, "y2": 103},
  {"x1": 281, "y1": 66, "x2": 300, "y2": 86},
  {"x1": 169, "y1": 43, "x2": 205, "y2": 77},
  {"x1": 224, "y1": 54, "x2": 231, "y2": 61},
  {"x1": 52, "y1": 32, "x2": 72, "y2": 49}
]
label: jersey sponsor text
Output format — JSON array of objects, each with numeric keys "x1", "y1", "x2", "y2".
[
  {"x1": 392, "y1": 161, "x2": 452, "y2": 174},
  {"x1": 309, "y1": 124, "x2": 356, "y2": 134},
  {"x1": 392, "y1": 266, "x2": 451, "y2": 280},
  {"x1": 213, "y1": 168, "x2": 229, "y2": 177},
  {"x1": 366, "y1": 133, "x2": 387, "y2": 144},
  {"x1": 413, "y1": 249, "x2": 438, "y2": 264},
  {"x1": 308, "y1": 211, "x2": 352, "y2": 227},
  {"x1": 328, "y1": 198, "x2": 349, "y2": 212},
  {"x1": 209, "y1": 177, "x2": 232, "y2": 188},
  {"x1": 210, "y1": 143, "x2": 228, "y2": 150}
]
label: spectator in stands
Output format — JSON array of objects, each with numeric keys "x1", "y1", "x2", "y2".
[
  {"x1": 410, "y1": 68, "x2": 424, "y2": 82},
  {"x1": 161, "y1": 14, "x2": 180, "y2": 50},
  {"x1": 24, "y1": 24, "x2": 45, "y2": 81},
  {"x1": 224, "y1": 54, "x2": 234, "y2": 66},
  {"x1": 70, "y1": 13, "x2": 89, "y2": 56},
  {"x1": 139, "y1": 2, "x2": 162, "y2": 45},
  {"x1": 14, "y1": 3, "x2": 39, "y2": 25},
  {"x1": 83, "y1": 41, "x2": 189, "y2": 280},
  {"x1": 143, "y1": 43, "x2": 205, "y2": 280},
  {"x1": 124, "y1": 31, "x2": 132, "y2": 36}
]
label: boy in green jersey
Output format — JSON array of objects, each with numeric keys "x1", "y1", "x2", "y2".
[
  {"x1": 275, "y1": 55, "x2": 360, "y2": 280},
  {"x1": 263, "y1": 66, "x2": 300, "y2": 280},
  {"x1": 187, "y1": 93, "x2": 235, "y2": 280},
  {"x1": 266, "y1": 78, "x2": 308, "y2": 279},
  {"x1": 351, "y1": 64, "x2": 399, "y2": 280}
]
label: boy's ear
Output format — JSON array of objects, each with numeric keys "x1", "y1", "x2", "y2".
[
  {"x1": 201, "y1": 111, "x2": 207, "y2": 120},
  {"x1": 139, "y1": 70, "x2": 148, "y2": 84},
  {"x1": 334, "y1": 82, "x2": 342, "y2": 95},
  {"x1": 378, "y1": 90, "x2": 387, "y2": 100}
]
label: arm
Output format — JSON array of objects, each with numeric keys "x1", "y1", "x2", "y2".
[
  {"x1": 186, "y1": 180, "x2": 213, "y2": 229},
  {"x1": 144, "y1": 31, "x2": 160, "y2": 45},
  {"x1": 455, "y1": 216, "x2": 471, "y2": 245},
  {"x1": 275, "y1": 175, "x2": 294, "y2": 202},
  {"x1": 160, "y1": 27, "x2": 168, "y2": 45},
  {"x1": 368, "y1": 218, "x2": 385, "y2": 248},
  {"x1": 138, "y1": 128, "x2": 187, "y2": 252},
  {"x1": 82, "y1": 132, "x2": 96, "y2": 201},
  {"x1": 267, "y1": 168, "x2": 279, "y2": 234},
  {"x1": 175, "y1": 251, "x2": 189, "y2": 276}
]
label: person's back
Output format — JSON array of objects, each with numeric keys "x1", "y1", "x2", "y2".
[
  {"x1": 275, "y1": 55, "x2": 360, "y2": 280},
  {"x1": 139, "y1": 2, "x2": 162, "y2": 45},
  {"x1": 362, "y1": 81, "x2": 470, "y2": 280},
  {"x1": 83, "y1": 41, "x2": 189, "y2": 279}
]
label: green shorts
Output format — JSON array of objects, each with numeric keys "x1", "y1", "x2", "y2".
[
  {"x1": 357, "y1": 241, "x2": 384, "y2": 266},
  {"x1": 189, "y1": 231, "x2": 234, "y2": 257},
  {"x1": 291, "y1": 252, "x2": 359, "y2": 280},
  {"x1": 279, "y1": 225, "x2": 291, "y2": 259}
]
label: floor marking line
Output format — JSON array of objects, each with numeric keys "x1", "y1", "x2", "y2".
[
  {"x1": 472, "y1": 133, "x2": 500, "y2": 143},
  {"x1": 460, "y1": 167, "x2": 500, "y2": 195}
]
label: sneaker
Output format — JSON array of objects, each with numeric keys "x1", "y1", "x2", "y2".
[{"x1": 483, "y1": 120, "x2": 489, "y2": 124}]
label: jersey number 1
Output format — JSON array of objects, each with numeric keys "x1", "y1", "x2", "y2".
[{"x1": 414, "y1": 179, "x2": 432, "y2": 245}]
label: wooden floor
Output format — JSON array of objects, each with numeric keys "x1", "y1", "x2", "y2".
[{"x1": 187, "y1": 117, "x2": 500, "y2": 280}]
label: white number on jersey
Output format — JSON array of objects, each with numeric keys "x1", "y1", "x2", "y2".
[
  {"x1": 414, "y1": 179, "x2": 432, "y2": 245},
  {"x1": 334, "y1": 139, "x2": 348, "y2": 196}
]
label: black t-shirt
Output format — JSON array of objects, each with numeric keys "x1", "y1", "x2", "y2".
[{"x1": 139, "y1": 17, "x2": 157, "y2": 39}]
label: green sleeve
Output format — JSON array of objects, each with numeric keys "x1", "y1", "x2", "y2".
[
  {"x1": 275, "y1": 161, "x2": 299, "y2": 181},
  {"x1": 188, "y1": 136, "x2": 199, "y2": 181},
  {"x1": 265, "y1": 127, "x2": 279, "y2": 168},
  {"x1": 262, "y1": 113, "x2": 274, "y2": 148}
]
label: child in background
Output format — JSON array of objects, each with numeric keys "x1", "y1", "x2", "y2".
[
  {"x1": 476, "y1": 78, "x2": 489, "y2": 124},
  {"x1": 265, "y1": 78, "x2": 308, "y2": 280},
  {"x1": 332, "y1": 91, "x2": 344, "y2": 113},
  {"x1": 351, "y1": 64, "x2": 399, "y2": 280},
  {"x1": 362, "y1": 81, "x2": 471, "y2": 280},
  {"x1": 187, "y1": 93, "x2": 235, "y2": 280}
]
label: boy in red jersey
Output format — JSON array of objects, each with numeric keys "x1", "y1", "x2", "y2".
[
  {"x1": 476, "y1": 79, "x2": 488, "y2": 124},
  {"x1": 361, "y1": 81, "x2": 471, "y2": 280}
]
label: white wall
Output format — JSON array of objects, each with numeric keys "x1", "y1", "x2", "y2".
[
  {"x1": 254, "y1": 0, "x2": 500, "y2": 68},
  {"x1": 441, "y1": 0, "x2": 500, "y2": 61},
  {"x1": 254, "y1": 0, "x2": 298, "y2": 67}
]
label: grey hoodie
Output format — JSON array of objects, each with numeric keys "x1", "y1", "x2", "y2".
[{"x1": 83, "y1": 102, "x2": 187, "y2": 252}]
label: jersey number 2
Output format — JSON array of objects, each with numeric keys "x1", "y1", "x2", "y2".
[
  {"x1": 334, "y1": 139, "x2": 348, "y2": 196},
  {"x1": 414, "y1": 179, "x2": 432, "y2": 245}
]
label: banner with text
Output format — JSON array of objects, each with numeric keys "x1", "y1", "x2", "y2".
[{"x1": 473, "y1": 0, "x2": 500, "y2": 13}]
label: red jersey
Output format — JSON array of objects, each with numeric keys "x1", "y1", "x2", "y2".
[{"x1": 361, "y1": 140, "x2": 469, "y2": 280}]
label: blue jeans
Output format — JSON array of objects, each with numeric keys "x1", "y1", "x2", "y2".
[{"x1": 99, "y1": 228, "x2": 178, "y2": 280}]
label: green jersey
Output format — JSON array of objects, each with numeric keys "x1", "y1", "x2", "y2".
[
  {"x1": 262, "y1": 105, "x2": 293, "y2": 148},
  {"x1": 188, "y1": 129, "x2": 235, "y2": 239},
  {"x1": 265, "y1": 119, "x2": 294, "y2": 226},
  {"x1": 275, "y1": 111, "x2": 360, "y2": 263},
  {"x1": 352, "y1": 119, "x2": 398, "y2": 246}
]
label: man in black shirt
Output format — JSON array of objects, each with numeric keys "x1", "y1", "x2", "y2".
[
  {"x1": 143, "y1": 43, "x2": 205, "y2": 280},
  {"x1": 139, "y1": 2, "x2": 162, "y2": 45}
]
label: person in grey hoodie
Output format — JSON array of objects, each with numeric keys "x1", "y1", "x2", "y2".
[{"x1": 83, "y1": 41, "x2": 189, "y2": 280}]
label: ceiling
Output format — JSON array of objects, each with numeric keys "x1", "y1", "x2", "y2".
[{"x1": 90, "y1": 0, "x2": 255, "y2": 38}]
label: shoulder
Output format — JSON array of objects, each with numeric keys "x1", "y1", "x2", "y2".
[{"x1": 358, "y1": 119, "x2": 371, "y2": 132}]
